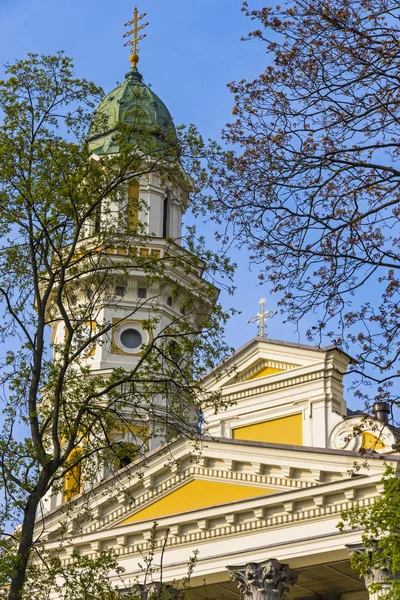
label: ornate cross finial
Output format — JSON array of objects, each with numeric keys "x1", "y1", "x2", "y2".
[
  {"x1": 248, "y1": 298, "x2": 276, "y2": 338},
  {"x1": 123, "y1": 7, "x2": 149, "y2": 70}
]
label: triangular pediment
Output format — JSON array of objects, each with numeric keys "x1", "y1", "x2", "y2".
[
  {"x1": 118, "y1": 479, "x2": 277, "y2": 525},
  {"x1": 36, "y1": 436, "x2": 391, "y2": 567},
  {"x1": 38, "y1": 435, "x2": 390, "y2": 542},
  {"x1": 224, "y1": 357, "x2": 300, "y2": 386},
  {"x1": 202, "y1": 337, "x2": 351, "y2": 392}
]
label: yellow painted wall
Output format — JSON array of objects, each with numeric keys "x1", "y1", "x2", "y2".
[
  {"x1": 120, "y1": 480, "x2": 274, "y2": 524},
  {"x1": 361, "y1": 432, "x2": 385, "y2": 450},
  {"x1": 246, "y1": 367, "x2": 282, "y2": 380},
  {"x1": 64, "y1": 448, "x2": 82, "y2": 502},
  {"x1": 232, "y1": 413, "x2": 303, "y2": 446}
]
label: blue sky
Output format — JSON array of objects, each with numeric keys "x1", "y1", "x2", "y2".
[{"x1": 0, "y1": 0, "x2": 334, "y2": 361}]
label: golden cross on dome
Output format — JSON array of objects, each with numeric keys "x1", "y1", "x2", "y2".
[
  {"x1": 247, "y1": 298, "x2": 277, "y2": 338},
  {"x1": 123, "y1": 7, "x2": 149, "y2": 69}
]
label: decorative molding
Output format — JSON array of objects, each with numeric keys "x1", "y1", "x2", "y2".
[
  {"x1": 252, "y1": 463, "x2": 263, "y2": 475},
  {"x1": 66, "y1": 495, "x2": 377, "y2": 565},
  {"x1": 198, "y1": 519, "x2": 209, "y2": 530},
  {"x1": 226, "y1": 513, "x2": 237, "y2": 525},
  {"x1": 82, "y1": 465, "x2": 313, "y2": 535},
  {"x1": 227, "y1": 559, "x2": 298, "y2": 600},
  {"x1": 169, "y1": 462, "x2": 180, "y2": 474},
  {"x1": 117, "y1": 491, "x2": 127, "y2": 505},
  {"x1": 170, "y1": 525, "x2": 180, "y2": 536},
  {"x1": 344, "y1": 489, "x2": 356, "y2": 501},
  {"x1": 90, "y1": 541, "x2": 101, "y2": 553},
  {"x1": 116, "y1": 535, "x2": 128, "y2": 547},
  {"x1": 281, "y1": 467, "x2": 293, "y2": 479},
  {"x1": 92, "y1": 506, "x2": 102, "y2": 520},
  {"x1": 283, "y1": 501, "x2": 294, "y2": 513},
  {"x1": 329, "y1": 417, "x2": 395, "y2": 453},
  {"x1": 222, "y1": 369, "x2": 340, "y2": 404},
  {"x1": 143, "y1": 476, "x2": 153, "y2": 490},
  {"x1": 230, "y1": 360, "x2": 301, "y2": 385},
  {"x1": 66, "y1": 519, "x2": 77, "y2": 535},
  {"x1": 65, "y1": 545, "x2": 75, "y2": 557},
  {"x1": 311, "y1": 470, "x2": 322, "y2": 482}
]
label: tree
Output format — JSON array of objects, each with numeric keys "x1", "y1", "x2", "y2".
[
  {"x1": 17, "y1": 523, "x2": 199, "y2": 600},
  {"x1": 197, "y1": 0, "x2": 400, "y2": 593},
  {"x1": 339, "y1": 466, "x2": 400, "y2": 599},
  {"x1": 204, "y1": 0, "x2": 400, "y2": 414},
  {"x1": 0, "y1": 53, "x2": 233, "y2": 599}
]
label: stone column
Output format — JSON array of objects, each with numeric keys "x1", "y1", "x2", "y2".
[
  {"x1": 365, "y1": 573, "x2": 392, "y2": 600},
  {"x1": 347, "y1": 543, "x2": 396, "y2": 600},
  {"x1": 226, "y1": 559, "x2": 298, "y2": 600}
]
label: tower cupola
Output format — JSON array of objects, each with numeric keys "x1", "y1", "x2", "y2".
[
  {"x1": 87, "y1": 7, "x2": 177, "y2": 158},
  {"x1": 87, "y1": 68, "x2": 178, "y2": 157}
]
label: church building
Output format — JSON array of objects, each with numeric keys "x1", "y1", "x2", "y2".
[{"x1": 37, "y1": 10, "x2": 399, "y2": 600}]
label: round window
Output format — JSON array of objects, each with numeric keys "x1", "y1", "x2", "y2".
[{"x1": 120, "y1": 328, "x2": 142, "y2": 349}]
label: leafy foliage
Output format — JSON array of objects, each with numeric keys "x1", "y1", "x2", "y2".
[
  {"x1": 0, "y1": 52, "x2": 233, "y2": 598},
  {"x1": 192, "y1": 0, "x2": 400, "y2": 592},
  {"x1": 201, "y1": 0, "x2": 400, "y2": 414},
  {"x1": 340, "y1": 467, "x2": 400, "y2": 599}
]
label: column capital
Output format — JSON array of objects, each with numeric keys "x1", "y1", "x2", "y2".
[
  {"x1": 227, "y1": 559, "x2": 298, "y2": 600},
  {"x1": 129, "y1": 582, "x2": 178, "y2": 600}
]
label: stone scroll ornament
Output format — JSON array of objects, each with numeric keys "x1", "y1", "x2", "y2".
[{"x1": 227, "y1": 560, "x2": 298, "y2": 600}]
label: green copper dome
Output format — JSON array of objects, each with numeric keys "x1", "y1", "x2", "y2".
[{"x1": 87, "y1": 68, "x2": 178, "y2": 157}]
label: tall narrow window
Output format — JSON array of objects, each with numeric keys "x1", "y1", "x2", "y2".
[
  {"x1": 128, "y1": 180, "x2": 139, "y2": 231},
  {"x1": 162, "y1": 196, "x2": 169, "y2": 238},
  {"x1": 94, "y1": 204, "x2": 101, "y2": 233}
]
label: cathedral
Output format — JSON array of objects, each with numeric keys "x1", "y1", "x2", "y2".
[{"x1": 37, "y1": 10, "x2": 398, "y2": 600}]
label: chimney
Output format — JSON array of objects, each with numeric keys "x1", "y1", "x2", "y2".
[{"x1": 372, "y1": 402, "x2": 390, "y2": 424}]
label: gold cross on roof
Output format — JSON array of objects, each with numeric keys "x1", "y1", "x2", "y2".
[
  {"x1": 123, "y1": 7, "x2": 149, "y2": 69},
  {"x1": 247, "y1": 298, "x2": 277, "y2": 338}
]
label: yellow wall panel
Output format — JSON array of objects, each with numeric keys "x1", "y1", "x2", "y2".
[
  {"x1": 233, "y1": 413, "x2": 303, "y2": 446},
  {"x1": 246, "y1": 367, "x2": 282, "y2": 380},
  {"x1": 120, "y1": 480, "x2": 275, "y2": 524},
  {"x1": 361, "y1": 432, "x2": 385, "y2": 450},
  {"x1": 63, "y1": 448, "x2": 82, "y2": 502}
]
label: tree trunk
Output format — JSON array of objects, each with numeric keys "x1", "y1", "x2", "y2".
[{"x1": 8, "y1": 492, "x2": 41, "y2": 600}]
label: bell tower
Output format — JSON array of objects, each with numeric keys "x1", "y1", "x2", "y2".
[{"x1": 49, "y1": 9, "x2": 216, "y2": 480}]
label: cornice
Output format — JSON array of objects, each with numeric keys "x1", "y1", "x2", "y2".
[
  {"x1": 83, "y1": 464, "x2": 314, "y2": 535},
  {"x1": 219, "y1": 366, "x2": 343, "y2": 405},
  {"x1": 226, "y1": 359, "x2": 300, "y2": 385},
  {"x1": 51, "y1": 475, "x2": 380, "y2": 564},
  {"x1": 38, "y1": 434, "x2": 393, "y2": 537},
  {"x1": 201, "y1": 337, "x2": 352, "y2": 388}
]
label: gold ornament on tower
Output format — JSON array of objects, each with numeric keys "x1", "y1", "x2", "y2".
[{"x1": 123, "y1": 7, "x2": 149, "y2": 69}]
